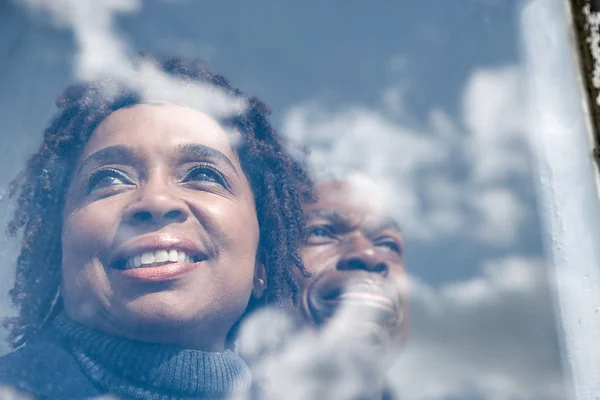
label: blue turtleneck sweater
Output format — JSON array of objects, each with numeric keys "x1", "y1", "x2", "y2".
[{"x1": 0, "y1": 313, "x2": 251, "y2": 399}]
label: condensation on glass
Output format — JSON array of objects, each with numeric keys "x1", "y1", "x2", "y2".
[{"x1": 522, "y1": 0, "x2": 600, "y2": 399}]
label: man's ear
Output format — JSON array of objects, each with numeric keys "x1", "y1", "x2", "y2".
[{"x1": 253, "y1": 251, "x2": 268, "y2": 299}]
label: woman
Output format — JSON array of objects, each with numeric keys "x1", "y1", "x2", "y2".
[{"x1": 0, "y1": 54, "x2": 313, "y2": 399}]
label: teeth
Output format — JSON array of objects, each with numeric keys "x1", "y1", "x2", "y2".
[
  {"x1": 125, "y1": 249, "x2": 196, "y2": 269},
  {"x1": 141, "y1": 252, "x2": 155, "y2": 264},
  {"x1": 155, "y1": 250, "x2": 168, "y2": 263}
]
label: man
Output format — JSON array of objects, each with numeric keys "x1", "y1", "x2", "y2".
[
  {"x1": 238, "y1": 174, "x2": 409, "y2": 400},
  {"x1": 298, "y1": 176, "x2": 409, "y2": 356}
]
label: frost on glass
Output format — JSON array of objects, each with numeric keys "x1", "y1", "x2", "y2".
[{"x1": 521, "y1": 0, "x2": 600, "y2": 399}]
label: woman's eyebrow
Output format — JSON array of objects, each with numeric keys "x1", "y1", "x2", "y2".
[
  {"x1": 175, "y1": 143, "x2": 239, "y2": 176},
  {"x1": 78, "y1": 145, "x2": 138, "y2": 174}
]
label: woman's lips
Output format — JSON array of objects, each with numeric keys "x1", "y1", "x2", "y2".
[
  {"x1": 114, "y1": 260, "x2": 201, "y2": 283},
  {"x1": 109, "y1": 234, "x2": 207, "y2": 283}
]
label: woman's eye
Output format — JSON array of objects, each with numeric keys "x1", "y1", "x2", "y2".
[
  {"x1": 87, "y1": 169, "x2": 132, "y2": 193},
  {"x1": 183, "y1": 165, "x2": 226, "y2": 186}
]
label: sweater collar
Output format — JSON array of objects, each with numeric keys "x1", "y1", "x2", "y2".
[{"x1": 52, "y1": 313, "x2": 251, "y2": 399}]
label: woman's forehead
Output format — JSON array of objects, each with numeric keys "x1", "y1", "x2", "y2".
[{"x1": 82, "y1": 103, "x2": 237, "y2": 159}]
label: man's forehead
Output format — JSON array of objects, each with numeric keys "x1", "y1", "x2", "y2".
[{"x1": 312, "y1": 179, "x2": 391, "y2": 216}]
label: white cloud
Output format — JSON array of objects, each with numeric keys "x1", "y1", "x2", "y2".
[
  {"x1": 390, "y1": 257, "x2": 565, "y2": 400},
  {"x1": 237, "y1": 257, "x2": 565, "y2": 400},
  {"x1": 462, "y1": 67, "x2": 528, "y2": 183},
  {"x1": 470, "y1": 188, "x2": 527, "y2": 245},
  {"x1": 282, "y1": 63, "x2": 530, "y2": 245},
  {"x1": 237, "y1": 307, "x2": 387, "y2": 400},
  {"x1": 16, "y1": 0, "x2": 246, "y2": 119},
  {"x1": 283, "y1": 103, "x2": 448, "y2": 239},
  {"x1": 18, "y1": 0, "x2": 140, "y2": 81}
]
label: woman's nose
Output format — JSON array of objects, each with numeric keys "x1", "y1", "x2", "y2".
[
  {"x1": 124, "y1": 179, "x2": 189, "y2": 226},
  {"x1": 336, "y1": 238, "x2": 389, "y2": 276}
]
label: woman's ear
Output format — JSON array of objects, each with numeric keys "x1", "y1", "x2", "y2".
[{"x1": 253, "y1": 252, "x2": 268, "y2": 299}]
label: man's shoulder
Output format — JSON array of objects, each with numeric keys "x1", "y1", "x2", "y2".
[{"x1": 0, "y1": 333, "x2": 99, "y2": 399}]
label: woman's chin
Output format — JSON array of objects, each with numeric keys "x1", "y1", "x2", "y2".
[
  {"x1": 106, "y1": 310, "x2": 227, "y2": 350},
  {"x1": 121, "y1": 289, "x2": 210, "y2": 319},
  {"x1": 65, "y1": 281, "x2": 249, "y2": 349},
  {"x1": 115, "y1": 298, "x2": 241, "y2": 349}
]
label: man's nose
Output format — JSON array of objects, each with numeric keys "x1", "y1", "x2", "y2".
[
  {"x1": 336, "y1": 237, "x2": 389, "y2": 276},
  {"x1": 123, "y1": 178, "x2": 189, "y2": 227}
]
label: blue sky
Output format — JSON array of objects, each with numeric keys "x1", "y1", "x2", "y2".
[
  {"x1": 124, "y1": 0, "x2": 519, "y2": 122},
  {"x1": 0, "y1": 1, "x2": 566, "y2": 398}
]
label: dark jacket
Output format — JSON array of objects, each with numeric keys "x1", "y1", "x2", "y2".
[
  {"x1": 0, "y1": 330, "x2": 100, "y2": 399},
  {"x1": 0, "y1": 313, "x2": 252, "y2": 400}
]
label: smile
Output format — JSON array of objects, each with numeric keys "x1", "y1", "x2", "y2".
[
  {"x1": 336, "y1": 290, "x2": 397, "y2": 312},
  {"x1": 323, "y1": 281, "x2": 399, "y2": 312},
  {"x1": 113, "y1": 248, "x2": 205, "y2": 283},
  {"x1": 306, "y1": 275, "x2": 405, "y2": 331},
  {"x1": 109, "y1": 235, "x2": 208, "y2": 282},
  {"x1": 123, "y1": 249, "x2": 201, "y2": 270}
]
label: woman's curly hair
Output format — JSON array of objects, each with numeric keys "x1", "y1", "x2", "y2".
[{"x1": 4, "y1": 53, "x2": 314, "y2": 348}]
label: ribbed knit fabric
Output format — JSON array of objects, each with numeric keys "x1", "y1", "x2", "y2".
[{"x1": 52, "y1": 313, "x2": 251, "y2": 400}]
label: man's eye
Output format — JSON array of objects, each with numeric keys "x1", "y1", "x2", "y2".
[
  {"x1": 87, "y1": 169, "x2": 132, "y2": 193},
  {"x1": 377, "y1": 240, "x2": 402, "y2": 255},
  {"x1": 183, "y1": 165, "x2": 227, "y2": 186},
  {"x1": 307, "y1": 226, "x2": 334, "y2": 238}
]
